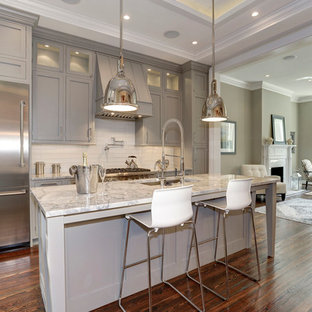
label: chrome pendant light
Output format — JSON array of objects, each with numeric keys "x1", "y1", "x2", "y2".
[
  {"x1": 103, "y1": 0, "x2": 138, "y2": 112},
  {"x1": 201, "y1": 0, "x2": 227, "y2": 122}
]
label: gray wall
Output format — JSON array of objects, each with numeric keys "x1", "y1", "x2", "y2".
[
  {"x1": 220, "y1": 83, "x2": 253, "y2": 174},
  {"x1": 298, "y1": 101, "x2": 312, "y2": 170},
  {"x1": 261, "y1": 89, "x2": 298, "y2": 170},
  {"x1": 220, "y1": 83, "x2": 299, "y2": 175}
]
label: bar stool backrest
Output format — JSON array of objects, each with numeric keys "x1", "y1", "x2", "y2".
[
  {"x1": 226, "y1": 179, "x2": 252, "y2": 210},
  {"x1": 151, "y1": 185, "x2": 193, "y2": 228}
]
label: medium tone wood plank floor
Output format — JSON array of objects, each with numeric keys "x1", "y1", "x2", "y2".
[{"x1": 1, "y1": 201, "x2": 312, "y2": 311}]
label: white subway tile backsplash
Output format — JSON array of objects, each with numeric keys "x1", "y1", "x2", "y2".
[{"x1": 32, "y1": 119, "x2": 180, "y2": 174}]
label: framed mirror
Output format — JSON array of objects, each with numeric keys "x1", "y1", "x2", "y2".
[
  {"x1": 221, "y1": 121, "x2": 236, "y2": 154},
  {"x1": 271, "y1": 114, "x2": 286, "y2": 144}
]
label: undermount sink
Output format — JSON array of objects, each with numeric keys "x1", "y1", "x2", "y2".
[{"x1": 140, "y1": 177, "x2": 199, "y2": 186}]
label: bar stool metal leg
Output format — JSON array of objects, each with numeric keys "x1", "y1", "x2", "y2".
[
  {"x1": 147, "y1": 229, "x2": 154, "y2": 312},
  {"x1": 119, "y1": 219, "x2": 132, "y2": 312},
  {"x1": 214, "y1": 210, "x2": 220, "y2": 262},
  {"x1": 161, "y1": 228, "x2": 165, "y2": 282}
]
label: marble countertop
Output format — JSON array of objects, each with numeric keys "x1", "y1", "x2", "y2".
[{"x1": 31, "y1": 174, "x2": 278, "y2": 218}]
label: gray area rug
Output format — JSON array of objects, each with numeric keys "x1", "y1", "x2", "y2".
[{"x1": 256, "y1": 197, "x2": 312, "y2": 225}]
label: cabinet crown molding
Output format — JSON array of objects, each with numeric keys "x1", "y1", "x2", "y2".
[{"x1": 0, "y1": 4, "x2": 38, "y2": 26}]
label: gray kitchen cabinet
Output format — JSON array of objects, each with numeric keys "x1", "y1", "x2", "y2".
[
  {"x1": 135, "y1": 67, "x2": 182, "y2": 146},
  {"x1": 163, "y1": 91, "x2": 182, "y2": 145},
  {"x1": 66, "y1": 46, "x2": 95, "y2": 78},
  {"x1": 32, "y1": 40, "x2": 95, "y2": 144},
  {"x1": 32, "y1": 70, "x2": 65, "y2": 142},
  {"x1": 66, "y1": 76, "x2": 93, "y2": 142},
  {"x1": 135, "y1": 90, "x2": 162, "y2": 145},
  {"x1": 0, "y1": 18, "x2": 33, "y2": 83}
]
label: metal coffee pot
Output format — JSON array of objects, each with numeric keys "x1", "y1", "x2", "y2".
[{"x1": 69, "y1": 164, "x2": 99, "y2": 194}]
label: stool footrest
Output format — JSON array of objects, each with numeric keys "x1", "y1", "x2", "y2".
[
  {"x1": 216, "y1": 260, "x2": 259, "y2": 282},
  {"x1": 196, "y1": 236, "x2": 217, "y2": 246},
  {"x1": 125, "y1": 254, "x2": 162, "y2": 269},
  {"x1": 164, "y1": 279, "x2": 204, "y2": 312},
  {"x1": 186, "y1": 272, "x2": 227, "y2": 301}
]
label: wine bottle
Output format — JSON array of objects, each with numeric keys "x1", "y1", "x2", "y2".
[{"x1": 82, "y1": 152, "x2": 88, "y2": 167}]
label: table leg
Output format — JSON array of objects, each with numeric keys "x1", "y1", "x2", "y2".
[{"x1": 265, "y1": 182, "x2": 276, "y2": 258}]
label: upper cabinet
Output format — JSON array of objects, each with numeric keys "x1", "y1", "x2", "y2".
[
  {"x1": 0, "y1": 19, "x2": 33, "y2": 83},
  {"x1": 136, "y1": 66, "x2": 182, "y2": 146},
  {"x1": 35, "y1": 42, "x2": 63, "y2": 71},
  {"x1": 67, "y1": 47, "x2": 94, "y2": 77},
  {"x1": 32, "y1": 39, "x2": 95, "y2": 144}
]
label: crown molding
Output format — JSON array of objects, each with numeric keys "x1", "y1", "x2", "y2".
[
  {"x1": 0, "y1": 3, "x2": 38, "y2": 26},
  {"x1": 219, "y1": 75, "x2": 250, "y2": 90},
  {"x1": 181, "y1": 61, "x2": 209, "y2": 74},
  {"x1": 261, "y1": 82, "x2": 294, "y2": 98},
  {"x1": 293, "y1": 95, "x2": 312, "y2": 103}
]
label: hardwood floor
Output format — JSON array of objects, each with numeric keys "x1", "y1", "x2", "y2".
[{"x1": 1, "y1": 206, "x2": 312, "y2": 311}]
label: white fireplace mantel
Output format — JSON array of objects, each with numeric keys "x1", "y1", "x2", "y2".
[{"x1": 262, "y1": 144, "x2": 295, "y2": 190}]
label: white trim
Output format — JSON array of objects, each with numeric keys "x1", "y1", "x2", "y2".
[
  {"x1": 219, "y1": 76, "x2": 299, "y2": 99},
  {"x1": 220, "y1": 75, "x2": 250, "y2": 90},
  {"x1": 294, "y1": 95, "x2": 312, "y2": 103}
]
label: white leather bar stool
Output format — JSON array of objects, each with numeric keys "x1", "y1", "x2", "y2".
[
  {"x1": 186, "y1": 178, "x2": 261, "y2": 300},
  {"x1": 119, "y1": 185, "x2": 206, "y2": 312}
]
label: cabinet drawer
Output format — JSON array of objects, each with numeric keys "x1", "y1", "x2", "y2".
[{"x1": 0, "y1": 57, "x2": 26, "y2": 80}]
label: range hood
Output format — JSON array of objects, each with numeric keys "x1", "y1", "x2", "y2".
[{"x1": 96, "y1": 53, "x2": 152, "y2": 120}]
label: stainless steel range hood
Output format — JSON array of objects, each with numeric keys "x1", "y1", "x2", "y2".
[{"x1": 96, "y1": 53, "x2": 152, "y2": 120}]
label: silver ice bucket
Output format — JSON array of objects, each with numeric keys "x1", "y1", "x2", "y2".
[{"x1": 69, "y1": 164, "x2": 99, "y2": 194}]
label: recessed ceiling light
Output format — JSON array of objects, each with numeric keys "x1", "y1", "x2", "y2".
[
  {"x1": 164, "y1": 31, "x2": 180, "y2": 39},
  {"x1": 44, "y1": 44, "x2": 50, "y2": 48},
  {"x1": 265, "y1": 74, "x2": 270, "y2": 78},
  {"x1": 309, "y1": 79, "x2": 312, "y2": 82},
  {"x1": 166, "y1": 73, "x2": 170, "y2": 76},
  {"x1": 62, "y1": 0, "x2": 80, "y2": 4},
  {"x1": 75, "y1": 51, "x2": 79, "y2": 55},
  {"x1": 147, "y1": 68, "x2": 151, "y2": 72},
  {"x1": 192, "y1": 41, "x2": 198, "y2": 45},
  {"x1": 123, "y1": 15, "x2": 130, "y2": 20},
  {"x1": 283, "y1": 55, "x2": 297, "y2": 61},
  {"x1": 252, "y1": 11, "x2": 259, "y2": 17}
]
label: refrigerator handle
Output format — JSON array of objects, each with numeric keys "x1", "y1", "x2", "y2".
[{"x1": 20, "y1": 100, "x2": 25, "y2": 168}]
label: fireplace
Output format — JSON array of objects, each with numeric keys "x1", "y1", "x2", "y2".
[
  {"x1": 262, "y1": 144, "x2": 294, "y2": 189},
  {"x1": 271, "y1": 166, "x2": 284, "y2": 182}
]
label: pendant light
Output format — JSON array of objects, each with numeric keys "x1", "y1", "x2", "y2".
[
  {"x1": 103, "y1": 0, "x2": 138, "y2": 112},
  {"x1": 201, "y1": 0, "x2": 227, "y2": 122}
]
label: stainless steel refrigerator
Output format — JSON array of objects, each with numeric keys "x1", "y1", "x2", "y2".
[{"x1": 0, "y1": 81, "x2": 30, "y2": 250}]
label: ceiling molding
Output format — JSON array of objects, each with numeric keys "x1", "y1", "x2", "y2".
[
  {"x1": 0, "y1": 3, "x2": 38, "y2": 26},
  {"x1": 216, "y1": 22, "x2": 312, "y2": 72},
  {"x1": 181, "y1": 61, "x2": 209, "y2": 73},
  {"x1": 219, "y1": 75, "x2": 250, "y2": 89},
  {"x1": 293, "y1": 95, "x2": 312, "y2": 103},
  {"x1": 220, "y1": 75, "x2": 297, "y2": 99},
  {"x1": 206, "y1": 0, "x2": 312, "y2": 64},
  {"x1": 261, "y1": 82, "x2": 294, "y2": 98}
]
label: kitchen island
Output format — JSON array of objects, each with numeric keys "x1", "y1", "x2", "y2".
[{"x1": 31, "y1": 174, "x2": 277, "y2": 312}]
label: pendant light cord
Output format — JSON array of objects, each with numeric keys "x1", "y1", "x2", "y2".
[{"x1": 119, "y1": 0, "x2": 124, "y2": 71}]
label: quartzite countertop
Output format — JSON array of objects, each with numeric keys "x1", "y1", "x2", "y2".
[
  {"x1": 31, "y1": 174, "x2": 277, "y2": 312},
  {"x1": 31, "y1": 174, "x2": 278, "y2": 218}
]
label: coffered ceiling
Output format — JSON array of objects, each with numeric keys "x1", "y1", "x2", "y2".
[{"x1": 1, "y1": 0, "x2": 311, "y2": 68}]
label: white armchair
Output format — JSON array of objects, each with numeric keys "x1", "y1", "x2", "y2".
[
  {"x1": 241, "y1": 164, "x2": 286, "y2": 201},
  {"x1": 301, "y1": 159, "x2": 312, "y2": 190}
]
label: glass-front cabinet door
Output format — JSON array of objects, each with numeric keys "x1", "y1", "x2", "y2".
[
  {"x1": 147, "y1": 68, "x2": 161, "y2": 88},
  {"x1": 166, "y1": 72, "x2": 179, "y2": 91},
  {"x1": 67, "y1": 47, "x2": 93, "y2": 77},
  {"x1": 35, "y1": 41, "x2": 63, "y2": 71}
]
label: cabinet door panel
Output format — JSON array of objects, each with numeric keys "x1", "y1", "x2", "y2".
[
  {"x1": 66, "y1": 77, "x2": 92, "y2": 142},
  {"x1": 146, "y1": 91, "x2": 162, "y2": 145},
  {"x1": 193, "y1": 96, "x2": 208, "y2": 144},
  {"x1": 32, "y1": 70, "x2": 65, "y2": 141},
  {"x1": 193, "y1": 146, "x2": 208, "y2": 174},
  {"x1": 163, "y1": 93, "x2": 181, "y2": 145},
  {"x1": 0, "y1": 20, "x2": 25, "y2": 59}
]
